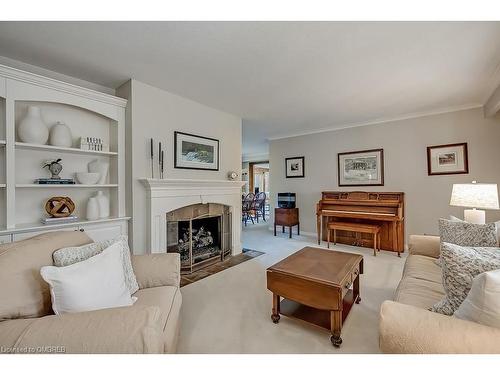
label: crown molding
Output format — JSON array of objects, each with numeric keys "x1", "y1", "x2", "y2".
[
  {"x1": 0, "y1": 64, "x2": 127, "y2": 108},
  {"x1": 267, "y1": 103, "x2": 483, "y2": 141}
]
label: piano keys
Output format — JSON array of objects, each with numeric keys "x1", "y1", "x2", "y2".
[{"x1": 316, "y1": 191, "x2": 405, "y2": 256}]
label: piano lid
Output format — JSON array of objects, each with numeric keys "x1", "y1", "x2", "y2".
[{"x1": 321, "y1": 191, "x2": 404, "y2": 202}]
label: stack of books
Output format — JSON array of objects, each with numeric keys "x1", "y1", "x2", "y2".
[
  {"x1": 41, "y1": 216, "x2": 78, "y2": 224},
  {"x1": 34, "y1": 178, "x2": 75, "y2": 185}
]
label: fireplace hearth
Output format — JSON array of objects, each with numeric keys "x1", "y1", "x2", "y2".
[{"x1": 166, "y1": 203, "x2": 232, "y2": 273}]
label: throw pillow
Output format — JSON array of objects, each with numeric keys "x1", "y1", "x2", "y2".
[
  {"x1": 438, "y1": 218, "x2": 498, "y2": 247},
  {"x1": 41, "y1": 242, "x2": 136, "y2": 315},
  {"x1": 449, "y1": 215, "x2": 500, "y2": 243},
  {"x1": 53, "y1": 235, "x2": 139, "y2": 295},
  {"x1": 431, "y1": 242, "x2": 500, "y2": 315},
  {"x1": 436, "y1": 218, "x2": 498, "y2": 267},
  {"x1": 454, "y1": 269, "x2": 500, "y2": 328}
]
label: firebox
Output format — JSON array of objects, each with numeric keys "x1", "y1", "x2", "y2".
[{"x1": 166, "y1": 203, "x2": 232, "y2": 273}]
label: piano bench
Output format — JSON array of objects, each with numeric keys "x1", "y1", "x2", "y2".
[{"x1": 327, "y1": 222, "x2": 382, "y2": 256}]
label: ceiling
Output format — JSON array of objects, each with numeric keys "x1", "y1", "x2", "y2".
[{"x1": 1, "y1": 21, "x2": 500, "y2": 158}]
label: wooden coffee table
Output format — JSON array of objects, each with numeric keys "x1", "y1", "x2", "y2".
[{"x1": 266, "y1": 247, "x2": 363, "y2": 347}]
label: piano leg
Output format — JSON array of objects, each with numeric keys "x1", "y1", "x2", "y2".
[
  {"x1": 317, "y1": 214, "x2": 322, "y2": 245},
  {"x1": 392, "y1": 223, "x2": 401, "y2": 257}
]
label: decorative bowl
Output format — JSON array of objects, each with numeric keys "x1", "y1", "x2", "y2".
[{"x1": 76, "y1": 172, "x2": 100, "y2": 185}]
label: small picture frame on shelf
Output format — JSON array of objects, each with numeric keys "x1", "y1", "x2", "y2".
[
  {"x1": 285, "y1": 156, "x2": 305, "y2": 178},
  {"x1": 427, "y1": 142, "x2": 468, "y2": 176}
]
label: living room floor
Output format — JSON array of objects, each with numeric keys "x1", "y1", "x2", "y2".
[{"x1": 177, "y1": 223, "x2": 406, "y2": 353}]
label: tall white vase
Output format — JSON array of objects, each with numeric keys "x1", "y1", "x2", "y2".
[
  {"x1": 18, "y1": 106, "x2": 49, "y2": 144},
  {"x1": 49, "y1": 121, "x2": 73, "y2": 147},
  {"x1": 95, "y1": 191, "x2": 110, "y2": 218},
  {"x1": 88, "y1": 159, "x2": 109, "y2": 184},
  {"x1": 86, "y1": 197, "x2": 99, "y2": 221}
]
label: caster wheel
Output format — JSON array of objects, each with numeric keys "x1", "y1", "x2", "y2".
[
  {"x1": 330, "y1": 335, "x2": 342, "y2": 347},
  {"x1": 271, "y1": 314, "x2": 280, "y2": 324},
  {"x1": 355, "y1": 296, "x2": 361, "y2": 304}
]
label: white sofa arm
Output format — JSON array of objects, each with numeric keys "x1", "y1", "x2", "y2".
[
  {"x1": 408, "y1": 234, "x2": 440, "y2": 258},
  {"x1": 132, "y1": 253, "x2": 180, "y2": 289},
  {"x1": 379, "y1": 301, "x2": 500, "y2": 354}
]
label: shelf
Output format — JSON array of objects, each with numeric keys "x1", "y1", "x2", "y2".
[
  {"x1": 15, "y1": 142, "x2": 118, "y2": 156},
  {"x1": 0, "y1": 216, "x2": 131, "y2": 235},
  {"x1": 0, "y1": 184, "x2": 5, "y2": 188},
  {"x1": 0, "y1": 140, "x2": 6, "y2": 146},
  {"x1": 16, "y1": 184, "x2": 118, "y2": 188}
]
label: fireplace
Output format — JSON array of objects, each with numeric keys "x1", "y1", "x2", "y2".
[
  {"x1": 141, "y1": 178, "x2": 244, "y2": 257},
  {"x1": 166, "y1": 203, "x2": 232, "y2": 273}
]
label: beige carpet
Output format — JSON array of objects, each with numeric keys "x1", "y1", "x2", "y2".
[{"x1": 177, "y1": 223, "x2": 406, "y2": 353}]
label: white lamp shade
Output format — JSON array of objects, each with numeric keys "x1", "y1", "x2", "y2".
[{"x1": 450, "y1": 183, "x2": 499, "y2": 210}]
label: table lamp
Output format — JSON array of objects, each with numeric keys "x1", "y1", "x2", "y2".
[{"x1": 450, "y1": 182, "x2": 499, "y2": 224}]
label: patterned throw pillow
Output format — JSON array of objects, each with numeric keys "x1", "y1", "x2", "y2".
[
  {"x1": 431, "y1": 242, "x2": 500, "y2": 315},
  {"x1": 436, "y1": 219, "x2": 498, "y2": 267},
  {"x1": 52, "y1": 235, "x2": 139, "y2": 295},
  {"x1": 438, "y1": 219, "x2": 498, "y2": 247}
]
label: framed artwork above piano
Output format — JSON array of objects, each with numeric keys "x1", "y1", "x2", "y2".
[
  {"x1": 316, "y1": 191, "x2": 405, "y2": 256},
  {"x1": 338, "y1": 148, "x2": 384, "y2": 186}
]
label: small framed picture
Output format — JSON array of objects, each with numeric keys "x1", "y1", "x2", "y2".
[
  {"x1": 338, "y1": 148, "x2": 384, "y2": 186},
  {"x1": 285, "y1": 156, "x2": 305, "y2": 178},
  {"x1": 174, "y1": 131, "x2": 219, "y2": 171},
  {"x1": 427, "y1": 143, "x2": 468, "y2": 176}
]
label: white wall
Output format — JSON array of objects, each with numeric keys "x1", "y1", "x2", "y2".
[
  {"x1": 269, "y1": 107, "x2": 500, "y2": 242},
  {"x1": 117, "y1": 80, "x2": 242, "y2": 253}
]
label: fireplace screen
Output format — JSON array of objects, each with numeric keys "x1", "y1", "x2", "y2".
[{"x1": 166, "y1": 203, "x2": 232, "y2": 273}]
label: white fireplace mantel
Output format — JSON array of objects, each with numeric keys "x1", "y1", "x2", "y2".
[{"x1": 141, "y1": 178, "x2": 245, "y2": 254}]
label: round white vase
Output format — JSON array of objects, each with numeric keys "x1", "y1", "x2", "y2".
[
  {"x1": 86, "y1": 197, "x2": 100, "y2": 221},
  {"x1": 49, "y1": 121, "x2": 73, "y2": 147},
  {"x1": 88, "y1": 159, "x2": 109, "y2": 184},
  {"x1": 18, "y1": 106, "x2": 49, "y2": 144},
  {"x1": 95, "y1": 191, "x2": 110, "y2": 218}
]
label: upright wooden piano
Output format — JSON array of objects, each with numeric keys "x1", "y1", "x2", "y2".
[{"x1": 316, "y1": 191, "x2": 405, "y2": 256}]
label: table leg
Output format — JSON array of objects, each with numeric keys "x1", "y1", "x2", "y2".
[
  {"x1": 333, "y1": 229, "x2": 337, "y2": 245},
  {"x1": 274, "y1": 224, "x2": 276, "y2": 236},
  {"x1": 327, "y1": 227, "x2": 330, "y2": 248},
  {"x1": 354, "y1": 272, "x2": 361, "y2": 304},
  {"x1": 373, "y1": 233, "x2": 377, "y2": 256},
  {"x1": 330, "y1": 310, "x2": 342, "y2": 347},
  {"x1": 297, "y1": 222, "x2": 300, "y2": 236},
  {"x1": 289, "y1": 226, "x2": 292, "y2": 239},
  {"x1": 282, "y1": 226, "x2": 285, "y2": 233},
  {"x1": 271, "y1": 293, "x2": 280, "y2": 323}
]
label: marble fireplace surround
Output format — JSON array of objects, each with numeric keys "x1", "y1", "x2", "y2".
[{"x1": 141, "y1": 179, "x2": 245, "y2": 254}]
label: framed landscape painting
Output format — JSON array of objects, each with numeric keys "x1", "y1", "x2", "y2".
[
  {"x1": 285, "y1": 156, "x2": 305, "y2": 178},
  {"x1": 338, "y1": 148, "x2": 384, "y2": 186},
  {"x1": 174, "y1": 131, "x2": 219, "y2": 171},
  {"x1": 427, "y1": 142, "x2": 468, "y2": 176}
]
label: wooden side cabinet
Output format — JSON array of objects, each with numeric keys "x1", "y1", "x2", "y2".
[{"x1": 274, "y1": 208, "x2": 300, "y2": 238}]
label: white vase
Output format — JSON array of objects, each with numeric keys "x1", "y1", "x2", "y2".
[
  {"x1": 95, "y1": 191, "x2": 110, "y2": 218},
  {"x1": 86, "y1": 197, "x2": 100, "y2": 221},
  {"x1": 88, "y1": 159, "x2": 109, "y2": 184},
  {"x1": 49, "y1": 121, "x2": 73, "y2": 147},
  {"x1": 18, "y1": 106, "x2": 49, "y2": 144}
]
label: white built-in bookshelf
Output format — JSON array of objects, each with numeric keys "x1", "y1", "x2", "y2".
[{"x1": 0, "y1": 64, "x2": 129, "y2": 242}]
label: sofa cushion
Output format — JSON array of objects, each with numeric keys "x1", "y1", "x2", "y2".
[
  {"x1": 402, "y1": 255, "x2": 442, "y2": 284},
  {"x1": 394, "y1": 275, "x2": 445, "y2": 309},
  {"x1": 133, "y1": 286, "x2": 182, "y2": 353},
  {"x1": 0, "y1": 305, "x2": 164, "y2": 354},
  {"x1": 0, "y1": 231, "x2": 92, "y2": 320}
]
